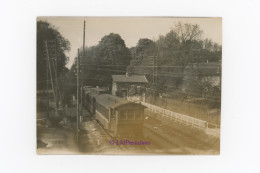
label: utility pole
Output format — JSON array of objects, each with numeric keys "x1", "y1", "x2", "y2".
[
  {"x1": 55, "y1": 39, "x2": 58, "y2": 109},
  {"x1": 45, "y1": 41, "x2": 58, "y2": 116},
  {"x1": 77, "y1": 49, "x2": 80, "y2": 143},
  {"x1": 46, "y1": 48, "x2": 49, "y2": 118},
  {"x1": 152, "y1": 41, "x2": 158, "y2": 103},
  {"x1": 156, "y1": 52, "x2": 158, "y2": 85},
  {"x1": 153, "y1": 54, "x2": 156, "y2": 103},
  {"x1": 81, "y1": 20, "x2": 85, "y2": 117},
  {"x1": 153, "y1": 55, "x2": 155, "y2": 84}
]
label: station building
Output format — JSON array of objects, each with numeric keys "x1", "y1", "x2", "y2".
[{"x1": 112, "y1": 73, "x2": 148, "y2": 102}]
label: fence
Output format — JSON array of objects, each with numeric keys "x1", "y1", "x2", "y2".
[{"x1": 140, "y1": 101, "x2": 208, "y2": 129}]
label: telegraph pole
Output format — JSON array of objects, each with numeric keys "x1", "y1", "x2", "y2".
[
  {"x1": 81, "y1": 21, "x2": 85, "y2": 117},
  {"x1": 45, "y1": 41, "x2": 58, "y2": 116},
  {"x1": 152, "y1": 41, "x2": 157, "y2": 103},
  {"x1": 46, "y1": 48, "x2": 49, "y2": 118},
  {"x1": 55, "y1": 39, "x2": 58, "y2": 109},
  {"x1": 153, "y1": 54, "x2": 156, "y2": 103},
  {"x1": 77, "y1": 49, "x2": 80, "y2": 143},
  {"x1": 153, "y1": 55, "x2": 155, "y2": 84}
]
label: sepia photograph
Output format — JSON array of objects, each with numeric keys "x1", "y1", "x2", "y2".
[
  {"x1": 3, "y1": 0, "x2": 260, "y2": 172},
  {"x1": 36, "y1": 17, "x2": 222, "y2": 155}
]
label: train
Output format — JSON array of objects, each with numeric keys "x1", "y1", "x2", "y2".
[{"x1": 83, "y1": 86, "x2": 146, "y2": 138}]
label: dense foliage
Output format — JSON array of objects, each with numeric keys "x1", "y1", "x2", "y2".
[
  {"x1": 83, "y1": 33, "x2": 131, "y2": 87},
  {"x1": 37, "y1": 21, "x2": 70, "y2": 90},
  {"x1": 65, "y1": 33, "x2": 131, "y2": 97},
  {"x1": 128, "y1": 22, "x2": 222, "y2": 102}
]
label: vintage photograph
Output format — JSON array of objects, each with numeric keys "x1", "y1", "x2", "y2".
[{"x1": 36, "y1": 17, "x2": 221, "y2": 154}]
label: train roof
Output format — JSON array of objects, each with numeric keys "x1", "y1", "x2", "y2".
[
  {"x1": 84, "y1": 90, "x2": 93, "y2": 94},
  {"x1": 83, "y1": 86, "x2": 110, "y2": 95},
  {"x1": 83, "y1": 86, "x2": 108, "y2": 91},
  {"x1": 95, "y1": 94, "x2": 145, "y2": 109},
  {"x1": 83, "y1": 87, "x2": 94, "y2": 93},
  {"x1": 89, "y1": 92, "x2": 99, "y2": 97},
  {"x1": 92, "y1": 88, "x2": 109, "y2": 92},
  {"x1": 112, "y1": 75, "x2": 148, "y2": 83},
  {"x1": 83, "y1": 86, "x2": 93, "y2": 89}
]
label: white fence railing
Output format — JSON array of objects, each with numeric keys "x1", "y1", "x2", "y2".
[{"x1": 140, "y1": 102, "x2": 208, "y2": 129}]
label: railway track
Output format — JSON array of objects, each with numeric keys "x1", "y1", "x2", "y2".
[
  {"x1": 77, "y1": 108, "x2": 147, "y2": 153},
  {"x1": 91, "y1": 117, "x2": 149, "y2": 153},
  {"x1": 143, "y1": 111, "x2": 220, "y2": 153},
  {"x1": 143, "y1": 124, "x2": 190, "y2": 154},
  {"x1": 157, "y1": 121, "x2": 215, "y2": 149},
  {"x1": 78, "y1": 108, "x2": 219, "y2": 154},
  {"x1": 91, "y1": 114, "x2": 201, "y2": 154}
]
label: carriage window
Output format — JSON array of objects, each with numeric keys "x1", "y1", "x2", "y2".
[
  {"x1": 127, "y1": 110, "x2": 134, "y2": 120},
  {"x1": 135, "y1": 110, "x2": 142, "y2": 120},
  {"x1": 120, "y1": 110, "x2": 127, "y2": 120}
]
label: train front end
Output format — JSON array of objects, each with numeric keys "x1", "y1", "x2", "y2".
[{"x1": 95, "y1": 94, "x2": 146, "y2": 139}]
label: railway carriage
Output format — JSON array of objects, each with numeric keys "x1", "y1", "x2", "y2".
[
  {"x1": 83, "y1": 87, "x2": 110, "y2": 114},
  {"x1": 83, "y1": 86, "x2": 146, "y2": 138},
  {"x1": 95, "y1": 94, "x2": 145, "y2": 138}
]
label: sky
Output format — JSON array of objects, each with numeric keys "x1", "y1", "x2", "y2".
[{"x1": 38, "y1": 17, "x2": 222, "y2": 68}]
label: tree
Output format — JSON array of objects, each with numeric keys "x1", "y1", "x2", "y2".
[
  {"x1": 156, "y1": 35, "x2": 167, "y2": 49},
  {"x1": 136, "y1": 38, "x2": 155, "y2": 55},
  {"x1": 129, "y1": 22, "x2": 221, "y2": 99},
  {"x1": 96, "y1": 33, "x2": 131, "y2": 65},
  {"x1": 37, "y1": 20, "x2": 70, "y2": 90},
  {"x1": 78, "y1": 33, "x2": 131, "y2": 88},
  {"x1": 164, "y1": 31, "x2": 180, "y2": 49},
  {"x1": 203, "y1": 38, "x2": 221, "y2": 52},
  {"x1": 172, "y1": 22, "x2": 203, "y2": 44}
]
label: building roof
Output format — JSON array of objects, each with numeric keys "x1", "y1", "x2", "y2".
[{"x1": 112, "y1": 75, "x2": 148, "y2": 83}]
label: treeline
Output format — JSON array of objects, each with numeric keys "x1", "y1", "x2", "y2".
[
  {"x1": 130, "y1": 22, "x2": 221, "y2": 66},
  {"x1": 64, "y1": 22, "x2": 222, "y2": 105},
  {"x1": 128, "y1": 22, "x2": 222, "y2": 102}
]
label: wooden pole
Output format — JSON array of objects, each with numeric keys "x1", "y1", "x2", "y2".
[
  {"x1": 81, "y1": 21, "x2": 85, "y2": 117},
  {"x1": 46, "y1": 45, "x2": 49, "y2": 118},
  {"x1": 55, "y1": 39, "x2": 58, "y2": 109},
  {"x1": 45, "y1": 41, "x2": 58, "y2": 116},
  {"x1": 77, "y1": 49, "x2": 80, "y2": 143}
]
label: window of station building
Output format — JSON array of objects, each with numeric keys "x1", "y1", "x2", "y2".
[
  {"x1": 127, "y1": 110, "x2": 134, "y2": 120},
  {"x1": 135, "y1": 110, "x2": 142, "y2": 120},
  {"x1": 120, "y1": 110, "x2": 127, "y2": 120}
]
